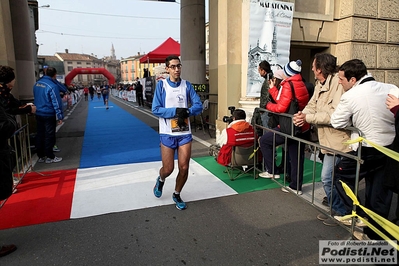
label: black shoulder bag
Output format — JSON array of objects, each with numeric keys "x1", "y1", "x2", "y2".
[{"x1": 279, "y1": 81, "x2": 301, "y2": 136}]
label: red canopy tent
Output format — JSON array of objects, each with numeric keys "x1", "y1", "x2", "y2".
[{"x1": 139, "y1": 37, "x2": 180, "y2": 63}]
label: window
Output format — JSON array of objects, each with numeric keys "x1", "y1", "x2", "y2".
[
  {"x1": 86, "y1": 62, "x2": 91, "y2": 65},
  {"x1": 67, "y1": 61, "x2": 72, "y2": 64},
  {"x1": 77, "y1": 62, "x2": 81, "y2": 65},
  {"x1": 294, "y1": 0, "x2": 334, "y2": 21},
  {"x1": 67, "y1": 66, "x2": 73, "y2": 71}
]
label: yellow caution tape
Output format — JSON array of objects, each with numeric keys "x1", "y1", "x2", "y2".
[
  {"x1": 248, "y1": 147, "x2": 259, "y2": 160},
  {"x1": 340, "y1": 181, "x2": 399, "y2": 250},
  {"x1": 344, "y1": 137, "x2": 399, "y2": 162}
]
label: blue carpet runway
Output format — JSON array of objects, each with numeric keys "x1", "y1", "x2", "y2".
[{"x1": 80, "y1": 99, "x2": 161, "y2": 168}]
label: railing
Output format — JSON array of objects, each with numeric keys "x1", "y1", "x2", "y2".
[
  {"x1": 253, "y1": 108, "x2": 366, "y2": 237},
  {"x1": 0, "y1": 115, "x2": 34, "y2": 207}
]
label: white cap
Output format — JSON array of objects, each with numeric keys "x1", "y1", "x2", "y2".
[{"x1": 284, "y1": 60, "x2": 302, "y2": 77}]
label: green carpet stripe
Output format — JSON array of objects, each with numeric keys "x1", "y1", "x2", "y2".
[{"x1": 193, "y1": 156, "x2": 322, "y2": 194}]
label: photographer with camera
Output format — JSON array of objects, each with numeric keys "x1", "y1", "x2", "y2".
[
  {"x1": 251, "y1": 60, "x2": 274, "y2": 136},
  {"x1": 216, "y1": 108, "x2": 255, "y2": 166},
  {"x1": 259, "y1": 60, "x2": 310, "y2": 194}
]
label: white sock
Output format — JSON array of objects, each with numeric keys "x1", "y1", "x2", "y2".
[{"x1": 174, "y1": 191, "x2": 180, "y2": 195}]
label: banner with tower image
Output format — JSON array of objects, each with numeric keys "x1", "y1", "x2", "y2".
[{"x1": 247, "y1": 0, "x2": 294, "y2": 96}]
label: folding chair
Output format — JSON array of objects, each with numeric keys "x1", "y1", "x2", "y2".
[{"x1": 224, "y1": 144, "x2": 257, "y2": 181}]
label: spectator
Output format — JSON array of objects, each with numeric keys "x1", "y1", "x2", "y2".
[
  {"x1": 272, "y1": 69, "x2": 285, "y2": 89},
  {"x1": 385, "y1": 91, "x2": 399, "y2": 226},
  {"x1": 54, "y1": 79, "x2": 66, "y2": 154},
  {"x1": 216, "y1": 109, "x2": 255, "y2": 166},
  {"x1": 0, "y1": 65, "x2": 37, "y2": 170},
  {"x1": 0, "y1": 66, "x2": 36, "y2": 116},
  {"x1": 270, "y1": 69, "x2": 288, "y2": 178},
  {"x1": 293, "y1": 53, "x2": 351, "y2": 226},
  {"x1": 251, "y1": 60, "x2": 273, "y2": 136},
  {"x1": 41, "y1": 67, "x2": 65, "y2": 153},
  {"x1": 263, "y1": 69, "x2": 286, "y2": 128},
  {"x1": 259, "y1": 60, "x2": 309, "y2": 195},
  {"x1": 259, "y1": 61, "x2": 273, "y2": 114},
  {"x1": 135, "y1": 81, "x2": 144, "y2": 107},
  {"x1": 331, "y1": 59, "x2": 396, "y2": 239},
  {"x1": 152, "y1": 55, "x2": 203, "y2": 210},
  {"x1": 266, "y1": 69, "x2": 285, "y2": 129},
  {"x1": 33, "y1": 67, "x2": 63, "y2": 164},
  {"x1": 0, "y1": 66, "x2": 24, "y2": 257},
  {"x1": 0, "y1": 99, "x2": 18, "y2": 257}
]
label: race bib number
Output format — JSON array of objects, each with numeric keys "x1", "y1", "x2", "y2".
[{"x1": 171, "y1": 118, "x2": 189, "y2": 132}]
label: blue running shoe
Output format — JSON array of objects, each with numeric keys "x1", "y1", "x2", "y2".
[
  {"x1": 172, "y1": 193, "x2": 187, "y2": 210},
  {"x1": 153, "y1": 176, "x2": 164, "y2": 198}
]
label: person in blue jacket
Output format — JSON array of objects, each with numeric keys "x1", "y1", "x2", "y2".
[
  {"x1": 33, "y1": 67, "x2": 64, "y2": 164},
  {"x1": 43, "y1": 65, "x2": 67, "y2": 153},
  {"x1": 152, "y1": 55, "x2": 203, "y2": 210}
]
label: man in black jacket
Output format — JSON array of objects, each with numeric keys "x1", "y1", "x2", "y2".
[
  {"x1": 135, "y1": 80, "x2": 144, "y2": 107},
  {"x1": 0, "y1": 65, "x2": 19, "y2": 257},
  {"x1": 0, "y1": 104, "x2": 18, "y2": 257},
  {"x1": 251, "y1": 60, "x2": 273, "y2": 136},
  {"x1": 0, "y1": 66, "x2": 36, "y2": 116}
]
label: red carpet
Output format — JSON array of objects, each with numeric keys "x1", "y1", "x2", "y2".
[{"x1": 0, "y1": 169, "x2": 77, "y2": 230}]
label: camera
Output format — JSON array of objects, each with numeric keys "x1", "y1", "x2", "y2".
[{"x1": 222, "y1": 106, "x2": 236, "y2": 124}]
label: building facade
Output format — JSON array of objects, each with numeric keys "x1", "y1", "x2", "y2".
[
  {"x1": 55, "y1": 50, "x2": 99, "y2": 85},
  {"x1": 120, "y1": 54, "x2": 140, "y2": 84},
  {"x1": 120, "y1": 53, "x2": 162, "y2": 84},
  {"x1": 209, "y1": 0, "x2": 399, "y2": 134},
  {"x1": 38, "y1": 48, "x2": 121, "y2": 86}
]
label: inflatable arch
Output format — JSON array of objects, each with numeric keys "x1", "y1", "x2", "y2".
[{"x1": 65, "y1": 68, "x2": 116, "y2": 86}]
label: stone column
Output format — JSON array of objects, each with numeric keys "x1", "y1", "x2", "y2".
[
  {"x1": 9, "y1": 0, "x2": 36, "y2": 101},
  {"x1": 209, "y1": 0, "x2": 256, "y2": 137},
  {"x1": 0, "y1": 1, "x2": 16, "y2": 70},
  {"x1": 180, "y1": 0, "x2": 206, "y2": 84}
]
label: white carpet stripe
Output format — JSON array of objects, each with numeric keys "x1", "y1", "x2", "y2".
[{"x1": 70, "y1": 159, "x2": 237, "y2": 218}]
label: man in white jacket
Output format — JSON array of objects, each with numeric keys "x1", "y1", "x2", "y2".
[{"x1": 331, "y1": 59, "x2": 397, "y2": 240}]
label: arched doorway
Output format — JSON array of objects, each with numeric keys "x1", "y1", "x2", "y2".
[{"x1": 65, "y1": 68, "x2": 116, "y2": 86}]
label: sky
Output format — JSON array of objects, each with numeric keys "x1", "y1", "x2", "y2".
[{"x1": 37, "y1": 0, "x2": 208, "y2": 59}]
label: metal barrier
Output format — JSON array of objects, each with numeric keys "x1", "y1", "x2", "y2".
[
  {"x1": 0, "y1": 115, "x2": 34, "y2": 208},
  {"x1": 253, "y1": 107, "x2": 365, "y2": 237}
]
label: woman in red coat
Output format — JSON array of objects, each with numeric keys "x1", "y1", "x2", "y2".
[{"x1": 259, "y1": 60, "x2": 310, "y2": 194}]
